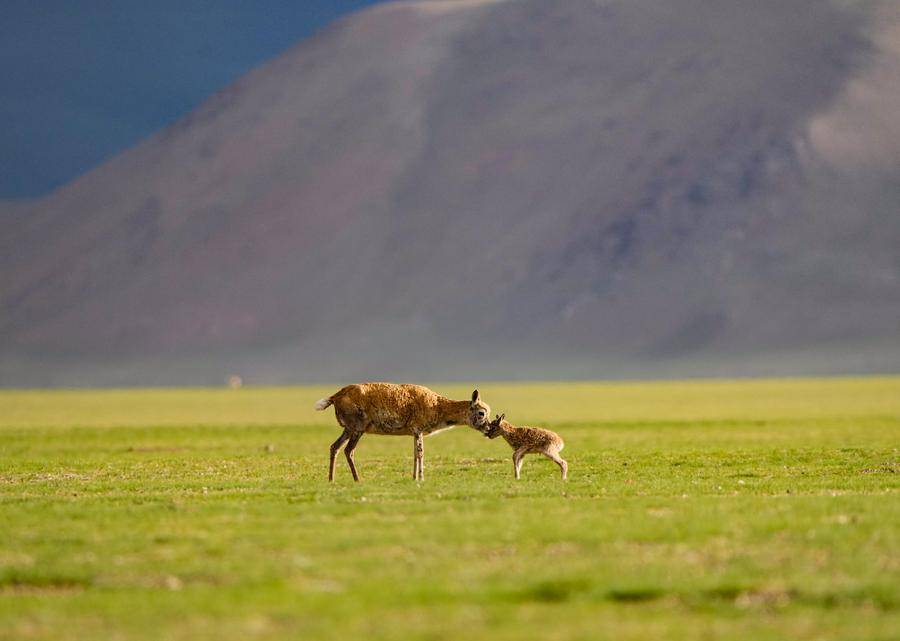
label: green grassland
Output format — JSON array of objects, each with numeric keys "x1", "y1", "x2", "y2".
[{"x1": 1, "y1": 378, "x2": 898, "y2": 640}]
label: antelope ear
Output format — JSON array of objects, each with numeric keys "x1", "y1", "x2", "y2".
[{"x1": 471, "y1": 389, "x2": 480, "y2": 403}]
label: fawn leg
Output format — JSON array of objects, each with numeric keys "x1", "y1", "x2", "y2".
[
  {"x1": 328, "y1": 429, "x2": 350, "y2": 481},
  {"x1": 344, "y1": 432, "x2": 363, "y2": 482},
  {"x1": 513, "y1": 447, "x2": 528, "y2": 480},
  {"x1": 544, "y1": 451, "x2": 568, "y2": 480}
]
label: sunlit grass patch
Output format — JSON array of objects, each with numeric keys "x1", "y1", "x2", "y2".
[{"x1": 0, "y1": 377, "x2": 898, "y2": 640}]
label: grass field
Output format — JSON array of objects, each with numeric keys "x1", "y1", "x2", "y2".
[{"x1": 1, "y1": 378, "x2": 898, "y2": 640}]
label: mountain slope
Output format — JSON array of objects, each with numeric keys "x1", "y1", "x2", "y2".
[{"x1": 2, "y1": 0, "x2": 899, "y2": 385}]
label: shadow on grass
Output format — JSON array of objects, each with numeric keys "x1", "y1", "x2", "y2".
[
  {"x1": 516, "y1": 579, "x2": 663, "y2": 604},
  {"x1": 0, "y1": 570, "x2": 91, "y2": 595},
  {"x1": 511, "y1": 580, "x2": 897, "y2": 611},
  {"x1": 606, "y1": 587, "x2": 666, "y2": 603}
]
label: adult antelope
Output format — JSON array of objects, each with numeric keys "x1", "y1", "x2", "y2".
[{"x1": 315, "y1": 383, "x2": 490, "y2": 481}]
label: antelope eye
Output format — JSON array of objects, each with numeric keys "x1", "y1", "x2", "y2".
[{"x1": 478, "y1": 411, "x2": 485, "y2": 418}]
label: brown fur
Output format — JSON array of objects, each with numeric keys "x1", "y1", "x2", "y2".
[
  {"x1": 316, "y1": 383, "x2": 490, "y2": 481},
  {"x1": 474, "y1": 413, "x2": 567, "y2": 480}
]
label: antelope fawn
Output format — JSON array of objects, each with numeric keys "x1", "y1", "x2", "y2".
[{"x1": 473, "y1": 413, "x2": 567, "y2": 480}]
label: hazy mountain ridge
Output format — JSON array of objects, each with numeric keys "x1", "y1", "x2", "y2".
[{"x1": 2, "y1": 0, "x2": 899, "y2": 386}]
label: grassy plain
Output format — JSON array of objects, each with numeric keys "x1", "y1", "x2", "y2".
[{"x1": 1, "y1": 378, "x2": 898, "y2": 640}]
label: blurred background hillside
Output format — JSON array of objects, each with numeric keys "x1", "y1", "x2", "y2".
[{"x1": 1, "y1": 0, "x2": 898, "y2": 386}]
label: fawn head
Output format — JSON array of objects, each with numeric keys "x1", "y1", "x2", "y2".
[{"x1": 482, "y1": 413, "x2": 505, "y2": 439}]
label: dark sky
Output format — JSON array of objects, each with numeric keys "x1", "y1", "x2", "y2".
[{"x1": 0, "y1": 0, "x2": 386, "y2": 198}]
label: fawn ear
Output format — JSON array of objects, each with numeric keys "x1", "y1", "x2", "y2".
[
  {"x1": 496, "y1": 413, "x2": 505, "y2": 423},
  {"x1": 471, "y1": 389, "x2": 480, "y2": 403}
]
